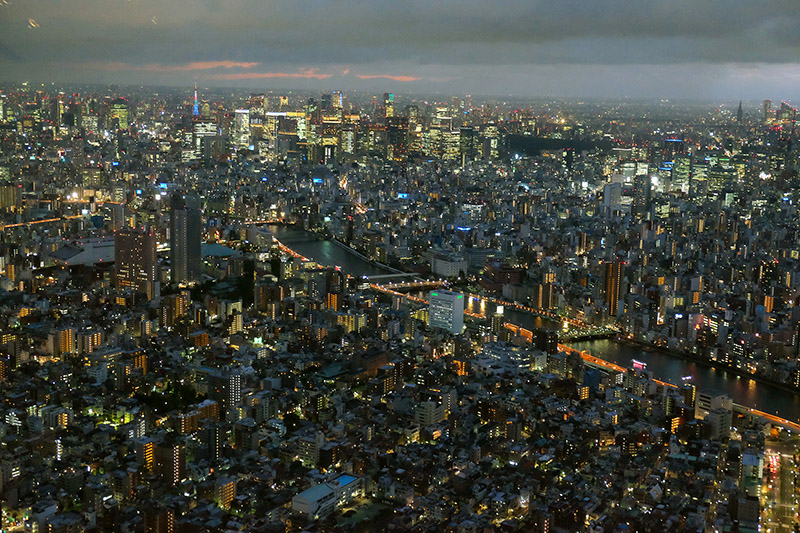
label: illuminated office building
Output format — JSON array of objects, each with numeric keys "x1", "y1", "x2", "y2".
[
  {"x1": 110, "y1": 98, "x2": 129, "y2": 129},
  {"x1": 429, "y1": 290, "x2": 465, "y2": 335},
  {"x1": 234, "y1": 109, "x2": 250, "y2": 148},
  {"x1": 115, "y1": 227, "x2": 158, "y2": 300},
  {"x1": 169, "y1": 194, "x2": 202, "y2": 284}
]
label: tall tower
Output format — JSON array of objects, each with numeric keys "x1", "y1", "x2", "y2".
[
  {"x1": 603, "y1": 260, "x2": 624, "y2": 317},
  {"x1": 115, "y1": 227, "x2": 158, "y2": 300},
  {"x1": 736, "y1": 100, "x2": 743, "y2": 123},
  {"x1": 193, "y1": 82, "x2": 200, "y2": 117},
  {"x1": 169, "y1": 193, "x2": 202, "y2": 284}
]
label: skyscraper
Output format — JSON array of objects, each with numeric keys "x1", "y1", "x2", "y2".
[
  {"x1": 603, "y1": 260, "x2": 624, "y2": 317},
  {"x1": 386, "y1": 116, "x2": 409, "y2": 161},
  {"x1": 169, "y1": 193, "x2": 202, "y2": 284},
  {"x1": 110, "y1": 98, "x2": 129, "y2": 130},
  {"x1": 633, "y1": 173, "x2": 652, "y2": 215},
  {"x1": 234, "y1": 109, "x2": 250, "y2": 148},
  {"x1": 115, "y1": 227, "x2": 158, "y2": 300},
  {"x1": 383, "y1": 92, "x2": 394, "y2": 119},
  {"x1": 428, "y1": 290, "x2": 465, "y2": 334}
]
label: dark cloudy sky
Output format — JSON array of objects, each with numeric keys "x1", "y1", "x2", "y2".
[{"x1": 2, "y1": 0, "x2": 800, "y2": 99}]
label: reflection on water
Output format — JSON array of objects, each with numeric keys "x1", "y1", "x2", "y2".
[
  {"x1": 268, "y1": 225, "x2": 391, "y2": 278},
  {"x1": 269, "y1": 224, "x2": 800, "y2": 421},
  {"x1": 569, "y1": 339, "x2": 800, "y2": 421}
]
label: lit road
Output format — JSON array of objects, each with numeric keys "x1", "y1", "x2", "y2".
[
  {"x1": 0, "y1": 214, "x2": 84, "y2": 231},
  {"x1": 764, "y1": 440, "x2": 798, "y2": 531}
]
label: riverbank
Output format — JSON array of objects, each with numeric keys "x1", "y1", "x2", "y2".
[
  {"x1": 328, "y1": 237, "x2": 404, "y2": 275},
  {"x1": 614, "y1": 337, "x2": 800, "y2": 396}
]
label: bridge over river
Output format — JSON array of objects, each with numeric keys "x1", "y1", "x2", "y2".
[{"x1": 270, "y1": 223, "x2": 800, "y2": 426}]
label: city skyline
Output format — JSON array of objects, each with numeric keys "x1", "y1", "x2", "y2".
[
  {"x1": 1, "y1": 77, "x2": 800, "y2": 531},
  {"x1": 3, "y1": 0, "x2": 800, "y2": 529}
]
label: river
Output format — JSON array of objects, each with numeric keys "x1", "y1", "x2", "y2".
[
  {"x1": 271, "y1": 224, "x2": 800, "y2": 421},
  {"x1": 269, "y1": 224, "x2": 391, "y2": 278}
]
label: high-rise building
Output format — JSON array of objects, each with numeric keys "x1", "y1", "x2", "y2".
[
  {"x1": 115, "y1": 227, "x2": 158, "y2": 300},
  {"x1": 428, "y1": 290, "x2": 465, "y2": 335},
  {"x1": 192, "y1": 119, "x2": 217, "y2": 156},
  {"x1": 491, "y1": 305, "x2": 504, "y2": 336},
  {"x1": 383, "y1": 92, "x2": 394, "y2": 119},
  {"x1": 143, "y1": 504, "x2": 174, "y2": 533},
  {"x1": 155, "y1": 441, "x2": 186, "y2": 487},
  {"x1": 633, "y1": 174, "x2": 652, "y2": 216},
  {"x1": 386, "y1": 116, "x2": 408, "y2": 161},
  {"x1": 169, "y1": 194, "x2": 202, "y2": 284},
  {"x1": 603, "y1": 260, "x2": 624, "y2": 317},
  {"x1": 161, "y1": 290, "x2": 190, "y2": 329},
  {"x1": 671, "y1": 154, "x2": 692, "y2": 193},
  {"x1": 332, "y1": 90, "x2": 343, "y2": 110},
  {"x1": 211, "y1": 367, "x2": 243, "y2": 409},
  {"x1": 135, "y1": 437, "x2": 155, "y2": 471},
  {"x1": 110, "y1": 98, "x2": 129, "y2": 129},
  {"x1": 234, "y1": 109, "x2": 250, "y2": 148}
]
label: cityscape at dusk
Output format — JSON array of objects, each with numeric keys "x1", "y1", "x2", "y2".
[{"x1": 4, "y1": 1, "x2": 800, "y2": 533}]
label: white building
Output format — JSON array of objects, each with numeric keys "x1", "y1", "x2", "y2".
[
  {"x1": 291, "y1": 474, "x2": 362, "y2": 520},
  {"x1": 431, "y1": 253, "x2": 467, "y2": 278},
  {"x1": 428, "y1": 290, "x2": 465, "y2": 334},
  {"x1": 234, "y1": 109, "x2": 251, "y2": 148},
  {"x1": 705, "y1": 407, "x2": 732, "y2": 440}
]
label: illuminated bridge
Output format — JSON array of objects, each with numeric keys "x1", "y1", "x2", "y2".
[
  {"x1": 556, "y1": 342, "x2": 800, "y2": 433},
  {"x1": 559, "y1": 326, "x2": 617, "y2": 341},
  {"x1": 380, "y1": 280, "x2": 447, "y2": 291}
]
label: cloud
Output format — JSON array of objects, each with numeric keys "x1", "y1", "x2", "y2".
[
  {"x1": 147, "y1": 61, "x2": 259, "y2": 72},
  {"x1": 6, "y1": 0, "x2": 800, "y2": 68},
  {"x1": 356, "y1": 74, "x2": 421, "y2": 82},
  {"x1": 211, "y1": 68, "x2": 332, "y2": 80},
  {"x1": 3, "y1": 0, "x2": 800, "y2": 97},
  {"x1": 82, "y1": 60, "x2": 260, "y2": 72}
]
